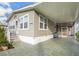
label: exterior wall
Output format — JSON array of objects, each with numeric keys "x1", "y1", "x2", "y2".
[
  {"x1": 8, "y1": 15, "x2": 17, "y2": 41},
  {"x1": 18, "y1": 11, "x2": 56, "y2": 44},
  {"x1": 17, "y1": 11, "x2": 34, "y2": 37},
  {"x1": 34, "y1": 11, "x2": 56, "y2": 37},
  {"x1": 8, "y1": 11, "x2": 35, "y2": 44},
  {"x1": 8, "y1": 11, "x2": 35, "y2": 37},
  {"x1": 17, "y1": 11, "x2": 35, "y2": 44},
  {"x1": 8, "y1": 10, "x2": 56, "y2": 45}
]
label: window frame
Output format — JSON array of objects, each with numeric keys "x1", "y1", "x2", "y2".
[
  {"x1": 39, "y1": 14, "x2": 48, "y2": 30},
  {"x1": 19, "y1": 14, "x2": 29, "y2": 30},
  {"x1": 19, "y1": 16, "x2": 23, "y2": 29}
]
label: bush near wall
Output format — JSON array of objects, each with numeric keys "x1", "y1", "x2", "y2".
[
  {"x1": 75, "y1": 31, "x2": 79, "y2": 42},
  {"x1": 0, "y1": 26, "x2": 13, "y2": 51}
]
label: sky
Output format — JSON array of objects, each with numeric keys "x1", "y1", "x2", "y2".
[{"x1": 0, "y1": 2, "x2": 35, "y2": 24}]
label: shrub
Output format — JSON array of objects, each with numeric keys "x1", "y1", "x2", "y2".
[
  {"x1": 75, "y1": 31, "x2": 79, "y2": 41},
  {"x1": 0, "y1": 26, "x2": 13, "y2": 48}
]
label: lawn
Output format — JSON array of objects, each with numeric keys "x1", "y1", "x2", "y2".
[{"x1": 0, "y1": 36, "x2": 79, "y2": 56}]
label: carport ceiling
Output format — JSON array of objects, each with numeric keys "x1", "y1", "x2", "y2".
[{"x1": 34, "y1": 2, "x2": 79, "y2": 23}]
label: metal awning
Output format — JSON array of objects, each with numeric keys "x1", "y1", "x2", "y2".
[{"x1": 33, "y1": 2, "x2": 79, "y2": 23}]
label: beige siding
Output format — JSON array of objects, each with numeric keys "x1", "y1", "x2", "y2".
[
  {"x1": 18, "y1": 11, "x2": 34, "y2": 37},
  {"x1": 34, "y1": 11, "x2": 56, "y2": 37},
  {"x1": 9, "y1": 10, "x2": 56, "y2": 37},
  {"x1": 9, "y1": 11, "x2": 35, "y2": 37}
]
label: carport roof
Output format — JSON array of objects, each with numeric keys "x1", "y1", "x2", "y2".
[{"x1": 7, "y1": 2, "x2": 79, "y2": 23}]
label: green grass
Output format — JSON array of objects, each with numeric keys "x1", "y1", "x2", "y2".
[{"x1": 0, "y1": 37, "x2": 79, "y2": 56}]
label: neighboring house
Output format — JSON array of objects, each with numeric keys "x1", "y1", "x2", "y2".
[{"x1": 7, "y1": 2, "x2": 79, "y2": 45}]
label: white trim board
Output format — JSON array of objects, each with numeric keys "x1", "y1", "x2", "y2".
[{"x1": 18, "y1": 35, "x2": 53, "y2": 45}]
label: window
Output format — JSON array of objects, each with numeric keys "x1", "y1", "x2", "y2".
[
  {"x1": 19, "y1": 14, "x2": 29, "y2": 29},
  {"x1": 40, "y1": 15, "x2": 48, "y2": 30},
  {"x1": 24, "y1": 15, "x2": 28, "y2": 28},
  {"x1": 19, "y1": 17, "x2": 23, "y2": 29}
]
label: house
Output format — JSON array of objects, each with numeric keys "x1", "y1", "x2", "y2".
[{"x1": 7, "y1": 2, "x2": 79, "y2": 45}]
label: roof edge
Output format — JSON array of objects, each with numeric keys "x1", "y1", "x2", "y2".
[
  {"x1": 13, "y1": 2, "x2": 42, "y2": 13},
  {"x1": 7, "y1": 2, "x2": 42, "y2": 22}
]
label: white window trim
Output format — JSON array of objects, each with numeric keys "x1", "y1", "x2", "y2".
[
  {"x1": 19, "y1": 14, "x2": 29, "y2": 30},
  {"x1": 39, "y1": 14, "x2": 48, "y2": 30}
]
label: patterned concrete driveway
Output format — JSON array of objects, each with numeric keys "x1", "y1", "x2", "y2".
[{"x1": 0, "y1": 36, "x2": 79, "y2": 56}]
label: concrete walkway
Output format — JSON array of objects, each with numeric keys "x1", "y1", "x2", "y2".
[{"x1": 0, "y1": 37, "x2": 79, "y2": 56}]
